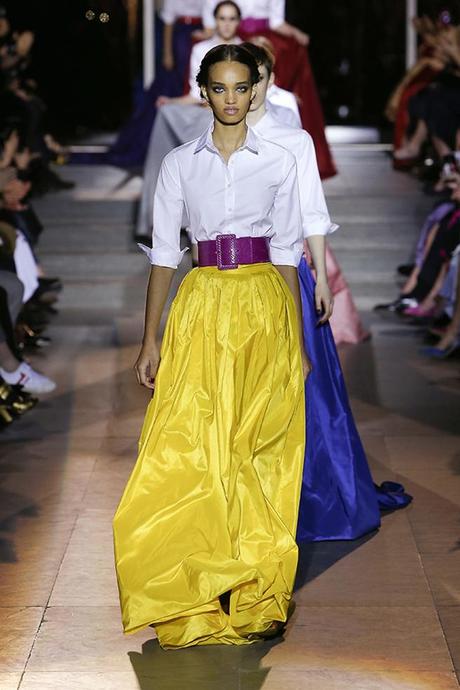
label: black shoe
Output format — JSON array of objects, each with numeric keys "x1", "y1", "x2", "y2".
[
  {"x1": 397, "y1": 263, "x2": 415, "y2": 277},
  {"x1": 374, "y1": 297, "x2": 417, "y2": 313},
  {"x1": 432, "y1": 312, "x2": 452, "y2": 329},
  {"x1": 38, "y1": 276, "x2": 63, "y2": 292}
]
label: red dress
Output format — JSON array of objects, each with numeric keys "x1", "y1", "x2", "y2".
[{"x1": 239, "y1": 19, "x2": 337, "y2": 179}]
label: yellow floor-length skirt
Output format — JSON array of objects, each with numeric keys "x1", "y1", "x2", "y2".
[{"x1": 113, "y1": 263, "x2": 306, "y2": 648}]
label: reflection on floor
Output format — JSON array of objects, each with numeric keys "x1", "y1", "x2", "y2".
[{"x1": 0, "y1": 151, "x2": 459, "y2": 690}]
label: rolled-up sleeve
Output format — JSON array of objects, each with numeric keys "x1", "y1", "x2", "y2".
[
  {"x1": 139, "y1": 152, "x2": 187, "y2": 268},
  {"x1": 202, "y1": 0, "x2": 216, "y2": 28},
  {"x1": 269, "y1": 156, "x2": 304, "y2": 267},
  {"x1": 299, "y1": 133, "x2": 339, "y2": 238},
  {"x1": 188, "y1": 44, "x2": 201, "y2": 99},
  {"x1": 160, "y1": 0, "x2": 176, "y2": 24},
  {"x1": 269, "y1": 0, "x2": 285, "y2": 29}
]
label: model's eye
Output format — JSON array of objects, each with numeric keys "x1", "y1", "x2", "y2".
[
  {"x1": 211, "y1": 86, "x2": 225, "y2": 93},
  {"x1": 237, "y1": 86, "x2": 249, "y2": 93}
]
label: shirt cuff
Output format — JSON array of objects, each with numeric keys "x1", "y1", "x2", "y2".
[
  {"x1": 159, "y1": 10, "x2": 175, "y2": 24},
  {"x1": 138, "y1": 243, "x2": 188, "y2": 268},
  {"x1": 303, "y1": 219, "x2": 340, "y2": 238},
  {"x1": 270, "y1": 245, "x2": 303, "y2": 267}
]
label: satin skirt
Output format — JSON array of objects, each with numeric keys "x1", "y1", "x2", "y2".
[
  {"x1": 113, "y1": 264, "x2": 306, "y2": 648},
  {"x1": 325, "y1": 245, "x2": 370, "y2": 345},
  {"x1": 297, "y1": 258, "x2": 382, "y2": 541}
]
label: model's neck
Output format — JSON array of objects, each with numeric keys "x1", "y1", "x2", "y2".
[
  {"x1": 216, "y1": 35, "x2": 238, "y2": 44},
  {"x1": 212, "y1": 119, "x2": 247, "y2": 159},
  {"x1": 246, "y1": 102, "x2": 267, "y2": 127}
]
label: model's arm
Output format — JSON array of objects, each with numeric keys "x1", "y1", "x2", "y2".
[
  {"x1": 267, "y1": 0, "x2": 309, "y2": 45},
  {"x1": 273, "y1": 22, "x2": 309, "y2": 46},
  {"x1": 135, "y1": 154, "x2": 185, "y2": 388},
  {"x1": 162, "y1": 22, "x2": 175, "y2": 70},
  {"x1": 275, "y1": 265, "x2": 311, "y2": 379},
  {"x1": 157, "y1": 94, "x2": 202, "y2": 107},
  {"x1": 134, "y1": 266, "x2": 175, "y2": 389},
  {"x1": 306, "y1": 234, "x2": 333, "y2": 324},
  {"x1": 297, "y1": 134, "x2": 335, "y2": 322},
  {"x1": 271, "y1": 158, "x2": 311, "y2": 379}
]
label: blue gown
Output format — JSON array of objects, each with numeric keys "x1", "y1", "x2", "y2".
[
  {"x1": 71, "y1": 19, "x2": 200, "y2": 169},
  {"x1": 297, "y1": 257, "x2": 411, "y2": 542}
]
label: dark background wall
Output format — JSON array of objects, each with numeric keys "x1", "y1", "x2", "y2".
[
  {"x1": 3, "y1": 0, "x2": 460, "y2": 134},
  {"x1": 2, "y1": 0, "x2": 132, "y2": 133}
]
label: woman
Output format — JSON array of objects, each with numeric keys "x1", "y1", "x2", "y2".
[
  {"x1": 158, "y1": 0, "x2": 243, "y2": 106},
  {"x1": 113, "y1": 44, "x2": 309, "y2": 648},
  {"x1": 201, "y1": 0, "x2": 336, "y2": 179},
  {"x1": 136, "y1": 14, "x2": 300, "y2": 242},
  {"x1": 244, "y1": 42, "x2": 410, "y2": 542},
  {"x1": 103, "y1": 0, "x2": 204, "y2": 168}
]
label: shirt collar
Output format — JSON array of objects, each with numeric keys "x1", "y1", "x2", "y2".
[
  {"x1": 252, "y1": 108, "x2": 277, "y2": 133},
  {"x1": 194, "y1": 124, "x2": 259, "y2": 156}
]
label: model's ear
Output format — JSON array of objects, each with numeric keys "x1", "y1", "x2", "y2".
[
  {"x1": 201, "y1": 85, "x2": 210, "y2": 103},
  {"x1": 250, "y1": 83, "x2": 257, "y2": 102},
  {"x1": 268, "y1": 72, "x2": 275, "y2": 88}
]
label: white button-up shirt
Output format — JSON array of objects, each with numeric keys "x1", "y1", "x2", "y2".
[
  {"x1": 161, "y1": 0, "x2": 204, "y2": 24},
  {"x1": 142, "y1": 125, "x2": 303, "y2": 268},
  {"x1": 202, "y1": 0, "x2": 284, "y2": 29},
  {"x1": 267, "y1": 84, "x2": 301, "y2": 127},
  {"x1": 188, "y1": 36, "x2": 242, "y2": 99},
  {"x1": 253, "y1": 110, "x2": 338, "y2": 237}
]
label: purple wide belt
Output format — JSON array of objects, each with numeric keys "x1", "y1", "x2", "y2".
[
  {"x1": 198, "y1": 234, "x2": 270, "y2": 270},
  {"x1": 239, "y1": 17, "x2": 270, "y2": 33}
]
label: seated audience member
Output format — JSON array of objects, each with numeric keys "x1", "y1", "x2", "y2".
[
  {"x1": 375, "y1": 170, "x2": 460, "y2": 359},
  {"x1": 389, "y1": 12, "x2": 460, "y2": 190}
]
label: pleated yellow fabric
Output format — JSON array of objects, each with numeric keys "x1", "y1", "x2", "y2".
[{"x1": 113, "y1": 263, "x2": 305, "y2": 648}]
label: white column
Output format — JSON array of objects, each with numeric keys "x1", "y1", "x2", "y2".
[
  {"x1": 406, "y1": 0, "x2": 418, "y2": 69},
  {"x1": 143, "y1": 0, "x2": 155, "y2": 88}
]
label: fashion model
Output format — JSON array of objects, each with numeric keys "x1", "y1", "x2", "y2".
[
  {"x1": 201, "y1": 0, "x2": 337, "y2": 178},
  {"x1": 113, "y1": 44, "x2": 309, "y2": 648},
  {"x1": 244, "y1": 42, "x2": 412, "y2": 540}
]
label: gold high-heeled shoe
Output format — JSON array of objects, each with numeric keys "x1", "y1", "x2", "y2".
[
  {"x1": 0, "y1": 404, "x2": 14, "y2": 427},
  {"x1": 0, "y1": 382, "x2": 37, "y2": 415}
]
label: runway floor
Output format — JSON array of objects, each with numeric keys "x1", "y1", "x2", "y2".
[{"x1": 1, "y1": 150, "x2": 460, "y2": 689}]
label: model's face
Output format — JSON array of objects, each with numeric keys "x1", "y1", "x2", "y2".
[
  {"x1": 215, "y1": 5, "x2": 240, "y2": 41},
  {"x1": 203, "y1": 61, "x2": 255, "y2": 125},
  {"x1": 249, "y1": 64, "x2": 274, "y2": 112}
]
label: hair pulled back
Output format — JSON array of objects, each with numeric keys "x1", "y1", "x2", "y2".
[
  {"x1": 240, "y1": 41, "x2": 275, "y2": 77},
  {"x1": 196, "y1": 43, "x2": 260, "y2": 93},
  {"x1": 213, "y1": 1, "x2": 241, "y2": 18}
]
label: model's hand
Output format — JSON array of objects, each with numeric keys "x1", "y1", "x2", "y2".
[
  {"x1": 301, "y1": 349, "x2": 312, "y2": 380},
  {"x1": 293, "y1": 28, "x2": 310, "y2": 46},
  {"x1": 192, "y1": 28, "x2": 213, "y2": 41},
  {"x1": 156, "y1": 95, "x2": 171, "y2": 107},
  {"x1": 134, "y1": 342, "x2": 160, "y2": 389},
  {"x1": 315, "y1": 278, "x2": 333, "y2": 324}
]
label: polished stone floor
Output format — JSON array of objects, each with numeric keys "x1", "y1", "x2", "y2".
[{"x1": 1, "y1": 151, "x2": 459, "y2": 690}]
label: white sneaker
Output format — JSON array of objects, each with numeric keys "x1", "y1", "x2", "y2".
[{"x1": 0, "y1": 362, "x2": 56, "y2": 394}]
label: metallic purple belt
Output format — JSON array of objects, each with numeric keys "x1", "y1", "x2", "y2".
[
  {"x1": 197, "y1": 234, "x2": 270, "y2": 270},
  {"x1": 239, "y1": 17, "x2": 270, "y2": 33}
]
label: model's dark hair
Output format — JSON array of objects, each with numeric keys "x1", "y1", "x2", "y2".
[
  {"x1": 196, "y1": 43, "x2": 260, "y2": 92},
  {"x1": 240, "y1": 41, "x2": 275, "y2": 77},
  {"x1": 213, "y1": 1, "x2": 241, "y2": 18}
]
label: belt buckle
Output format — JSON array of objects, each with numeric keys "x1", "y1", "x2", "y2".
[{"x1": 216, "y1": 234, "x2": 238, "y2": 270}]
